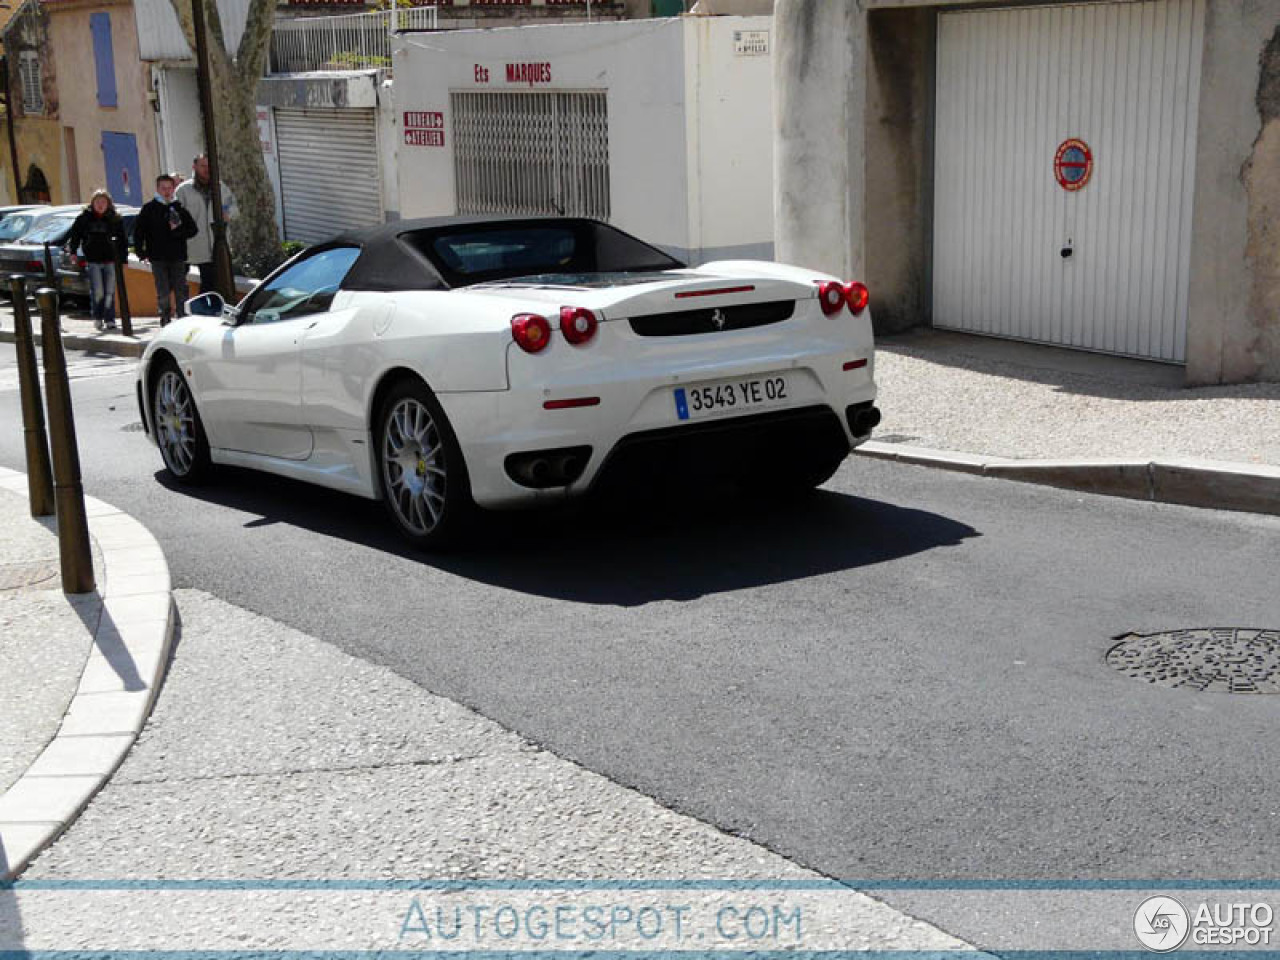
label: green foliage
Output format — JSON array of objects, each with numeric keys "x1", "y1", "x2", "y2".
[
  {"x1": 325, "y1": 51, "x2": 391, "y2": 70},
  {"x1": 239, "y1": 240, "x2": 306, "y2": 280}
]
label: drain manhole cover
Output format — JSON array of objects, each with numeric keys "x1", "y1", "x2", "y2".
[
  {"x1": 0, "y1": 561, "x2": 60, "y2": 591},
  {"x1": 1107, "y1": 628, "x2": 1280, "y2": 693}
]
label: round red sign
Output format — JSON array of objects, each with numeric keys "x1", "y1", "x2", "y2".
[{"x1": 1054, "y1": 138, "x2": 1093, "y2": 192}]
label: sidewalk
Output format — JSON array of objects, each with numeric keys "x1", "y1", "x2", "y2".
[
  {"x1": 0, "y1": 299, "x2": 163, "y2": 360},
  {"x1": 863, "y1": 329, "x2": 1280, "y2": 516},
  {"x1": 0, "y1": 470, "x2": 174, "y2": 881}
]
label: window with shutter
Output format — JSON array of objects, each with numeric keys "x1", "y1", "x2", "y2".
[
  {"x1": 18, "y1": 52, "x2": 43, "y2": 115},
  {"x1": 451, "y1": 90, "x2": 610, "y2": 221}
]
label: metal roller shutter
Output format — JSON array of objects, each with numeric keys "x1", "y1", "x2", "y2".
[
  {"x1": 275, "y1": 108, "x2": 383, "y2": 245},
  {"x1": 932, "y1": 0, "x2": 1205, "y2": 362}
]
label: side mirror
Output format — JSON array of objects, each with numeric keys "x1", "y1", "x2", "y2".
[{"x1": 187, "y1": 291, "x2": 225, "y2": 317}]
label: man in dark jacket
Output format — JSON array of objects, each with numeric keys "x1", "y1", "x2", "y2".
[
  {"x1": 64, "y1": 190, "x2": 129, "y2": 331},
  {"x1": 134, "y1": 174, "x2": 198, "y2": 326}
]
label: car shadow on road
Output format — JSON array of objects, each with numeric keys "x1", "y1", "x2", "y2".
[{"x1": 158, "y1": 466, "x2": 980, "y2": 605}]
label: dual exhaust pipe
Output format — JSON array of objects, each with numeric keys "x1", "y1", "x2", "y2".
[{"x1": 505, "y1": 445, "x2": 593, "y2": 489}]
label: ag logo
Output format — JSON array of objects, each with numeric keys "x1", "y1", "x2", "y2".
[{"x1": 1135, "y1": 896, "x2": 1190, "y2": 952}]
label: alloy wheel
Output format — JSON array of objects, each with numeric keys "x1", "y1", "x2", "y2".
[
  {"x1": 381, "y1": 396, "x2": 448, "y2": 535},
  {"x1": 155, "y1": 369, "x2": 198, "y2": 477}
]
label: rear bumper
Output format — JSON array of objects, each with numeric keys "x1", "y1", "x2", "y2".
[
  {"x1": 440, "y1": 366, "x2": 877, "y2": 509},
  {"x1": 591, "y1": 404, "x2": 852, "y2": 497}
]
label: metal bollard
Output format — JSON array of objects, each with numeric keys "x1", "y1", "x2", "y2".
[
  {"x1": 113, "y1": 258, "x2": 133, "y2": 337},
  {"x1": 9, "y1": 275, "x2": 54, "y2": 516},
  {"x1": 41, "y1": 242, "x2": 56, "y2": 288},
  {"x1": 35, "y1": 287, "x2": 95, "y2": 594}
]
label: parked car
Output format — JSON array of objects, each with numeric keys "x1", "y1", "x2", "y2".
[
  {"x1": 0, "y1": 205, "x2": 84, "y2": 289},
  {"x1": 137, "y1": 216, "x2": 880, "y2": 548},
  {"x1": 0, "y1": 206, "x2": 137, "y2": 300}
]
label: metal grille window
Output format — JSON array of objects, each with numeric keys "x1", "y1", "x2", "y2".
[
  {"x1": 18, "y1": 52, "x2": 43, "y2": 115},
  {"x1": 452, "y1": 91, "x2": 609, "y2": 221}
]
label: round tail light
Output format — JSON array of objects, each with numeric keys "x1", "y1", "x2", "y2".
[
  {"x1": 818, "y1": 280, "x2": 845, "y2": 315},
  {"x1": 560, "y1": 306, "x2": 598, "y2": 346},
  {"x1": 844, "y1": 281, "x2": 869, "y2": 315},
  {"x1": 511, "y1": 313, "x2": 552, "y2": 353}
]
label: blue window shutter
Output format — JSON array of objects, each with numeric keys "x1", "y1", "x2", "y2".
[{"x1": 91, "y1": 13, "x2": 117, "y2": 108}]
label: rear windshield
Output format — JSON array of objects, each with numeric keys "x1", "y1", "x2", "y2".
[
  {"x1": 0, "y1": 213, "x2": 40, "y2": 242},
  {"x1": 21, "y1": 217, "x2": 76, "y2": 244},
  {"x1": 410, "y1": 221, "x2": 683, "y2": 287}
]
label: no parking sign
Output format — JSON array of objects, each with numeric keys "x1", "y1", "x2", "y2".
[{"x1": 1054, "y1": 138, "x2": 1093, "y2": 192}]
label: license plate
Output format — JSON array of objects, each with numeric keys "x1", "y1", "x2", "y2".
[{"x1": 673, "y1": 375, "x2": 789, "y2": 421}]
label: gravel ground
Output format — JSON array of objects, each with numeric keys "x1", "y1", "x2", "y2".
[
  {"x1": 0, "y1": 489, "x2": 96, "y2": 794},
  {"x1": 874, "y1": 332, "x2": 1280, "y2": 465}
]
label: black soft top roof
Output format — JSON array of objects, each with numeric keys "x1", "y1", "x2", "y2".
[{"x1": 331, "y1": 216, "x2": 682, "y2": 292}]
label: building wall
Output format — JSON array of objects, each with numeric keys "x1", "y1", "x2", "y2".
[
  {"x1": 684, "y1": 15, "x2": 774, "y2": 261},
  {"x1": 774, "y1": 0, "x2": 1280, "y2": 384},
  {"x1": 3, "y1": 0, "x2": 67, "y2": 203},
  {"x1": 865, "y1": 6, "x2": 931, "y2": 332},
  {"x1": 392, "y1": 20, "x2": 691, "y2": 257},
  {"x1": 9, "y1": 116, "x2": 66, "y2": 202},
  {"x1": 392, "y1": 17, "x2": 772, "y2": 263},
  {"x1": 1186, "y1": 1, "x2": 1280, "y2": 384},
  {"x1": 49, "y1": 0, "x2": 162, "y2": 201}
]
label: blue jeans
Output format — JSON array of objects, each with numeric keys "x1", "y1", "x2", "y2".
[{"x1": 86, "y1": 262, "x2": 116, "y2": 325}]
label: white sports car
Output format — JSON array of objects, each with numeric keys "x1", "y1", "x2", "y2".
[{"x1": 137, "y1": 217, "x2": 880, "y2": 547}]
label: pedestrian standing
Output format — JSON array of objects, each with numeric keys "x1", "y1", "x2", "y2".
[
  {"x1": 175, "y1": 154, "x2": 237, "y2": 294},
  {"x1": 135, "y1": 174, "x2": 197, "y2": 326},
  {"x1": 63, "y1": 189, "x2": 128, "y2": 331}
]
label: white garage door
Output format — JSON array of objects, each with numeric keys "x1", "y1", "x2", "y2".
[
  {"x1": 932, "y1": 0, "x2": 1205, "y2": 362},
  {"x1": 275, "y1": 108, "x2": 383, "y2": 245}
]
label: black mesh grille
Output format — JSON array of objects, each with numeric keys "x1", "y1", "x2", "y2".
[{"x1": 628, "y1": 300, "x2": 795, "y2": 337}]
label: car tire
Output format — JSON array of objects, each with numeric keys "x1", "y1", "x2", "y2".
[
  {"x1": 152, "y1": 357, "x2": 212, "y2": 483},
  {"x1": 376, "y1": 378, "x2": 473, "y2": 549},
  {"x1": 778, "y1": 452, "x2": 846, "y2": 494}
]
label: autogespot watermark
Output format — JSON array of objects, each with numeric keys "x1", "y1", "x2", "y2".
[
  {"x1": 1135, "y1": 895, "x2": 1275, "y2": 951},
  {"x1": 399, "y1": 898, "x2": 804, "y2": 947}
]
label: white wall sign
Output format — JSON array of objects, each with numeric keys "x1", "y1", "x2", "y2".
[{"x1": 733, "y1": 30, "x2": 769, "y2": 56}]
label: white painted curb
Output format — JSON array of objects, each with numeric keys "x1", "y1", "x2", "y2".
[{"x1": 0, "y1": 467, "x2": 174, "y2": 880}]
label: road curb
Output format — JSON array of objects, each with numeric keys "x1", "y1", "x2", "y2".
[
  {"x1": 0, "y1": 468, "x2": 174, "y2": 880},
  {"x1": 856, "y1": 441, "x2": 1280, "y2": 516},
  {"x1": 0, "y1": 327, "x2": 146, "y2": 359}
]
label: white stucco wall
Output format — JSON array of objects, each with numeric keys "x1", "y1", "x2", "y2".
[
  {"x1": 684, "y1": 16, "x2": 775, "y2": 261},
  {"x1": 391, "y1": 16, "x2": 773, "y2": 263}
]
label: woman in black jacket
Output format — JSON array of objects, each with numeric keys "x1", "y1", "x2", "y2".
[{"x1": 64, "y1": 190, "x2": 129, "y2": 331}]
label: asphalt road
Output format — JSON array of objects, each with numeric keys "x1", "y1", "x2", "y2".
[{"x1": 3, "y1": 349, "x2": 1279, "y2": 903}]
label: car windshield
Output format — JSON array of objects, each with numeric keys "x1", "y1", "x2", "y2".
[
  {"x1": 414, "y1": 221, "x2": 683, "y2": 287},
  {"x1": 20, "y1": 216, "x2": 77, "y2": 244},
  {"x1": 0, "y1": 213, "x2": 41, "y2": 241}
]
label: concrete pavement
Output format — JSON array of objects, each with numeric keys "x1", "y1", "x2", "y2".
[
  {"x1": 864, "y1": 329, "x2": 1280, "y2": 516},
  {"x1": 0, "y1": 470, "x2": 173, "y2": 882}
]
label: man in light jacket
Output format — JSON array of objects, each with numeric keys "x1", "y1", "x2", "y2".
[{"x1": 175, "y1": 154, "x2": 237, "y2": 294}]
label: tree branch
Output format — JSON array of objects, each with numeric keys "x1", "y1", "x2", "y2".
[
  {"x1": 166, "y1": 0, "x2": 197, "y2": 58},
  {"x1": 204, "y1": 0, "x2": 231, "y2": 66}
]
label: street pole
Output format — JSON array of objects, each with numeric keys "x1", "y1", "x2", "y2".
[{"x1": 191, "y1": 0, "x2": 235, "y2": 302}]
